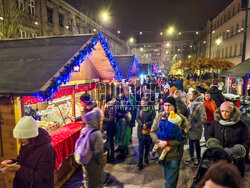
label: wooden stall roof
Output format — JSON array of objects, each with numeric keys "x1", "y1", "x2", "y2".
[
  {"x1": 0, "y1": 34, "x2": 116, "y2": 96},
  {"x1": 113, "y1": 55, "x2": 139, "y2": 80},
  {"x1": 222, "y1": 58, "x2": 250, "y2": 78}
]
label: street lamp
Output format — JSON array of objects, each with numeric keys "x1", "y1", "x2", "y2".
[
  {"x1": 99, "y1": 10, "x2": 110, "y2": 23},
  {"x1": 139, "y1": 31, "x2": 143, "y2": 35},
  {"x1": 216, "y1": 38, "x2": 222, "y2": 46},
  {"x1": 129, "y1": 37, "x2": 135, "y2": 43},
  {"x1": 167, "y1": 26, "x2": 175, "y2": 35},
  {"x1": 160, "y1": 32, "x2": 163, "y2": 35},
  {"x1": 117, "y1": 30, "x2": 121, "y2": 34}
]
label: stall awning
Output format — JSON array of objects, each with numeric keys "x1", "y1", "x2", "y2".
[
  {"x1": 113, "y1": 55, "x2": 139, "y2": 81},
  {"x1": 0, "y1": 33, "x2": 122, "y2": 99},
  {"x1": 222, "y1": 58, "x2": 250, "y2": 78}
]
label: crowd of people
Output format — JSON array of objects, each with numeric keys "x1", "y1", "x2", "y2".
[{"x1": 0, "y1": 74, "x2": 249, "y2": 188}]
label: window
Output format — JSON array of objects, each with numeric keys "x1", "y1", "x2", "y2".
[
  {"x1": 223, "y1": 31, "x2": 225, "y2": 39},
  {"x1": 238, "y1": 3, "x2": 240, "y2": 12},
  {"x1": 222, "y1": 48, "x2": 224, "y2": 58},
  {"x1": 18, "y1": 29, "x2": 26, "y2": 38},
  {"x1": 240, "y1": 42, "x2": 243, "y2": 55},
  {"x1": 47, "y1": 7, "x2": 53, "y2": 23},
  {"x1": 224, "y1": 14, "x2": 227, "y2": 22},
  {"x1": 58, "y1": 13, "x2": 64, "y2": 27},
  {"x1": 228, "y1": 11, "x2": 231, "y2": 19},
  {"x1": 16, "y1": 0, "x2": 24, "y2": 11},
  {"x1": 225, "y1": 47, "x2": 228, "y2": 58},
  {"x1": 236, "y1": 24, "x2": 240, "y2": 33},
  {"x1": 29, "y1": 0, "x2": 35, "y2": 15},
  {"x1": 68, "y1": 19, "x2": 73, "y2": 31},
  {"x1": 231, "y1": 26, "x2": 234, "y2": 37},
  {"x1": 234, "y1": 44, "x2": 238, "y2": 56},
  {"x1": 76, "y1": 23, "x2": 80, "y2": 34},
  {"x1": 232, "y1": 7, "x2": 235, "y2": 16},
  {"x1": 229, "y1": 45, "x2": 232, "y2": 57}
]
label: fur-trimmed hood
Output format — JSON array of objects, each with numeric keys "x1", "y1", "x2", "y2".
[
  {"x1": 214, "y1": 107, "x2": 241, "y2": 126},
  {"x1": 104, "y1": 98, "x2": 116, "y2": 108}
]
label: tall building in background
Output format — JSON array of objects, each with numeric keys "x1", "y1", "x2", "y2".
[
  {"x1": 195, "y1": 0, "x2": 250, "y2": 65},
  {"x1": 132, "y1": 40, "x2": 191, "y2": 71},
  {"x1": 0, "y1": 0, "x2": 128, "y2": 55}
]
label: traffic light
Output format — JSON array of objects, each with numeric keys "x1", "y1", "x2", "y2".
[{"x1": 241, "y1": 0, "x2": 249, "y2": 9}]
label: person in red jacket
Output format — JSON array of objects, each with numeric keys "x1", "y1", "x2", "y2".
[{"x1": 203, "y1": 92, "x2": 217, "y2": 142}]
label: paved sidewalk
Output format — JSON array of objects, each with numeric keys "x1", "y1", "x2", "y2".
[{"x1": 62, "y1": 124, "x2": 250, "y2": 188}]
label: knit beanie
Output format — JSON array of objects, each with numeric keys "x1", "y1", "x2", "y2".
[
  {"x1": 174, "y1": 90, "x2": 182, "y2": 99},
  {"x1": 80, "y1": 93, "x2": 92, "y2": 105},
  {"x1": 168, "y1": 111, "x2": 182, "y2": 126},
  {"x1": 213, "y1": 82, "x2": 218, "y2": 86},
  {"x1": 164, "y1": 84, "x2": 170, "y2": 90},
  {"x1": 13, "y1": 116, "x2": 39, "y2": 139},
  {"x1": 220, "y1": 101, "x2": 234, "y2": 112},
  {"x1": 163, "y1": 97, "x2": 176, "y2": 109},
  {"x1": 188, "y1": 87, "x2": 195, "y2": 94},
  {"x1": 170, "y1": 86, "x2": 177, "y2": 93}
]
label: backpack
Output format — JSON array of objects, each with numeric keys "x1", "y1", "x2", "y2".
[{"x1": 74, "y1": 128, "x2": 98, "y2": 165}]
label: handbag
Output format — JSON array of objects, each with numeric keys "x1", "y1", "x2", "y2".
[{"x1": 140, "y1": 110, "x2": 150, "y2": 135}]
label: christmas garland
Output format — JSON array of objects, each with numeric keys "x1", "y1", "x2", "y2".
[{"x1": 126, "y1": 55, "x2": 140, "y2": 81}]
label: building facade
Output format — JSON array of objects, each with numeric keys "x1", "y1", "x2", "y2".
[
  {"x1": 0, "y1": 0, "x2": 128, "y2": 55},
  {"x1": 132, "y1": 40, "x2": 191, "y2": 69},
  {"x1": 196, "y1": 0, "x2": 250, "y2": 65}
]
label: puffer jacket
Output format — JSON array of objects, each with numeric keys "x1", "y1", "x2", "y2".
[
  {"x1": 150, "y1": 111, "x2": 189, "y2": 161},
  {"x1": 208, "y1": 86, "x2": 225, "y2": 108},
  {"x1": 188, "y1": 96, "x2": 207, "y2": 140},
  {"x1": 176, "y1": 99, "x2": 188, "y2": 118},
  {"x1": 207, "y1": 107, "x2": 250, "y2": 149},
  {"x1": 13, "y1": 128, "x2": 55, "y2": 188},
  {"x1": 204, "y1": 99, "x2": 217, "y2": 124},
  {"x1": 103, "y1": 98, "x2": 116, "y2": 135}
]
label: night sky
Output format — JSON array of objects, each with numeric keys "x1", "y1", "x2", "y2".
[{"x1": 65, "y1": 0, "x2": 233, "y2": 42}]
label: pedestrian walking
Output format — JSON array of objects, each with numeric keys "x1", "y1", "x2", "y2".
[
  {"x1": 203, "y1": 92, "x2": 217, "y2": 142},
  {"x1": 208, "y1": 82, "x2": 225, "y2": 108},
  {"x1": 0, "y1": 116, "x2": 55, "y2": 188},
  {"x1": 136, "y1": 97, "x2": 156, "y2": 170},
  {"x1": 174, "y1": 90, "x2": 188, "y2": 118},
  {"x1": 185, "y1": 90, "x2": 207, "y2": 167},
  {"x1": 150, "y1": 97, "x2": 189, "y2": 188}
]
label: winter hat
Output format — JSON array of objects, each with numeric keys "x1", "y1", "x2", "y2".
[
  {"x1": 220, "y1": 101, "x2": 234, "y2": 112},
  {"x1": 84, "y1": 108, "x2": 102, "y2": 129},
  {"x1": 13, "y1": 116, "x2": 39, "y2": 139},
  {"x1": 174, "y1": 90, "x2": 182, "y2": 99},
  {"x1": 80, "y1": 93, "x2": 92, "y2": 105},
  {"x1": 206, "y1": 138, "x2": 223, "y2": 149},
  {"x1": 213, "y1": 82, "x2": 218, "y2": 86},
  {"x1": 168, "y1": 111, "x2": 182, "y2": 126},
  {"x1": 163, "y1": 97, "x2": 176, "y2": 109},
  {"x1": 170, "y1": 86, "x2": 178, "y2": 94},
  {"x1": 188, "y1": 87, "x2": 195, "y2": 94},
  {"x1": 164, "y1": 84, "x2": 170, "y2": 90}
]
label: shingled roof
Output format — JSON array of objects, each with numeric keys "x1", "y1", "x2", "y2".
[{"x1": 0, "y1": 34, "x2": 119, "y2": 97}]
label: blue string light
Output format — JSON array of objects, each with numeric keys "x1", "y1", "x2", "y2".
[
  {"x1": 126, "y1": 55, "x2": 140, "y2": 81},
  {"x1": 40, "y1": 32, "x2": 123, "y2": 101}
]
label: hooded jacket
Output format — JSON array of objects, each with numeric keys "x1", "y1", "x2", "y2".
[
  {"x1": 188, "y1": 96, "x2": 207, "y2": 140},
  {"x1": 208, "y1": 86, "x2": 225, "y2": 108},
  {"x1": 13, "y1": 128, "x2": 55, "y2": 188},
  {"x1": 103, "y1": 98, "x2": 116, "y2": 135},
  {"x1": 207, "y1": 107, "x2": 250, "y2": 149}
]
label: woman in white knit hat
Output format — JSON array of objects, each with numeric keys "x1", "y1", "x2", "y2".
[{"x1": 0, "y1": 116, "x2": 55, "y2": 188}]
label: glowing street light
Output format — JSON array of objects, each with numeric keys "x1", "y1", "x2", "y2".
[
  {"x1": 166, "y1": 42, "x2": 170, "y2": 47},
  {"x1": 167, "y1": 26, "x2": 175, "y2": 35},
  {"x1": 93, "y1": 28, "x2": 97, "y2": 32},
  {"x1": 140, "y1": 47, "x2": 143, "y2": 52},
  {"x1": 188, "y1": 55, "x2": 192, "y2": 59},
  {"x1": 160, "y1": 32, "x2": 163, "y2": 35},
  {"x1": 178, "y1": 32, "x2": 182, "y2": 35},
  {"x1": 216, "y1": 38, "x2": 222, "y2": 46},
  {"x1": 196, "y1": 31, "x2": 199, "y2": 35},
  {"x1": 139, "y1": 31, "x2": 142, "y2": 35},
  {"x1": 117, "y1": 30, "x2": 121, "y2": 34},
  {"x1": 129, "y1": 37, "x2": 135, "y2": 43},
  {"x1": 203, "y1": 41, "x2": 206, "y2": 44},
  {"x1": 0, "y1": 17, "x2": 3, "y2": 20},
  {"x1": 190, "y1": 45, "x2": 193, "y2": 48},
  {"x1": 34, "y1": 21, "x2": 38, "y2": 25},
  {"x1": 212, "y1": 30, "x2": 215, "y2": 34},
  {"x1": 100, "y1": 11, "x2": 110, "y2": 23}
]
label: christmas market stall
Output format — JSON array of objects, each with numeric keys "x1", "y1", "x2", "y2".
[
  {"x1": 222, "y1": 58, "x2": 250, "y2": 99},
  {"x1": 0, "y1": 32, "x2": 122, "y2": 188},
  {"x1": 113, "y1": 55, "x2": 140, "y2": 82}
]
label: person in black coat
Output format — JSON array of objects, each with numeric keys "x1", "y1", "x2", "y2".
[
  {"x1": 1, "y1": 116, "x2": 55, "y2": 188},
  {"x1": 136, "y1": 97, "x2": 156, "y2": 170},
  {"x1": 102, "y1": 94, "x2": 117, "y2": 162},
  {"x1": 208, "y1": 84, "x2": 225, "y2": 108},
  {"x1": 207, "y1": 102, "x2": 249, "y2": 176}
]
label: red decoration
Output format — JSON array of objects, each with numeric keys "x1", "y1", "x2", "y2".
[{"x1": 23, "y1": 84, "x2": 97, "y2": 105}]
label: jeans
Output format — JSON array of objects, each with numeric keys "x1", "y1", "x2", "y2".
[
  {"x1": 107, "y1": 133, "x2": 114, "y2": 159},
  {"x1": 138, "y1": 138, "x2": 151, "y2": 158},
  {"x1": 203, "y1": 123, "x2": 210, "y2": 142},
  {"x1": 162, "y1": 160, "x2": 180, "y2": 188},
  {"x1": 189, "y1": 139, "x2": 201, "y2": 159}
]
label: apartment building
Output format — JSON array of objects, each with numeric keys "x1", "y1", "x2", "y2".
[
  {"x1": 197, "y1": 0, "x2": 250, "y2": 65},
  {"x1": 1, "y1": 0, "x2": 128, "y2": 55},
  {"x1": 132, "y1": 40, "x2": 190, "y2": 68}
]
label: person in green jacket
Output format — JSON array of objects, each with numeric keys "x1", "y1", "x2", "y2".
[{"x1": 150, "y1": 97, "x2": 189, "y2": 188}]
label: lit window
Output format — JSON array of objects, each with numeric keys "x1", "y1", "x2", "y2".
[{"x1": 29, "y1": 0, "x2": 35, "y2": 15}]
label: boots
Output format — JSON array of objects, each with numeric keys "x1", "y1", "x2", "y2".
[
  {"x1": 137, "y1": 157, "x2": 144, "y2": 170},
  {"x1": 144, "y1": 155, "x2": 149, "y2": 164}
]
